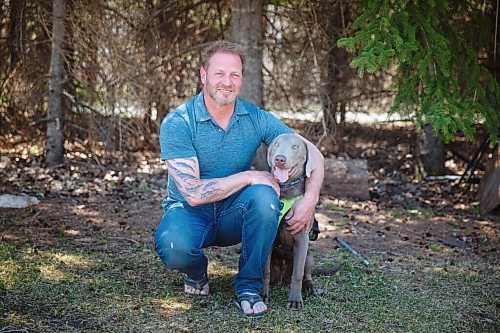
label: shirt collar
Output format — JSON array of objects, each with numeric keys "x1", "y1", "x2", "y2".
[
  {"x1": 194, "y1": 91, "x2": 212, "y2": 122},
  {"x1": 194, "y1": 91, "x2": 249, "y2": 123}
]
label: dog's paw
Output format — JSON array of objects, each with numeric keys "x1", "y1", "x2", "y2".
[
  {"x1": 261, "y1": 291, "x2": 269, "y2": 303},
  {"x1": 302, "y1": 279, "x2": 319, "y2": 296},
  {"x1": 286, "y1": 294, "x2": 304, "y2": 310}
]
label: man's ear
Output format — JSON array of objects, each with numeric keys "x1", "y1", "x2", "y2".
[{"x1": 200, "y1": 67, "x2": 207, "y2": 84}]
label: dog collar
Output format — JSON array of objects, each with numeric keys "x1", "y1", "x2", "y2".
[{"x1": 279, "y1": 176, "x2": 305, "y2": 190}]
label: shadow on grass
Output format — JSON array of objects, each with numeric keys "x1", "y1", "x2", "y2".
[
  {"x1": 1, "y1": 196, "x2": 499, "y2": 333},
  {"x1": 1, "y1": 238, "x2": 499, "y2": 333}
]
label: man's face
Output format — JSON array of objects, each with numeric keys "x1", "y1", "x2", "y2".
[{"x1": 200, "y1": 52, "x2": 243, "y2": 106}]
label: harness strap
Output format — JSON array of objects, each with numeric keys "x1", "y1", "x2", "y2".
[
  {"x1": 279, "y1": 195, "x2": 303, "y2": 223},
  {"x1": 276, "y1": 195, "x2": 320, "y2": 248}
]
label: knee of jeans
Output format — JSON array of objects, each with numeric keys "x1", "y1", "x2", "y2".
[
  {"x1": 246, "y1": 185, "x2": 281, "y2": 223},
  {"x1": 155, "y1": 231, "x2": 199, "y2": 270}
]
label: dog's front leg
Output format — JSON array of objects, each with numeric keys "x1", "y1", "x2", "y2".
[
  {"x1": 302, "y1": 216, "x2": 318, "y2": 296},
  {"x1": 287, "y1": 231, "x2": 309, "y2": 310},
  {"x1": 302, "y1": 251, "x2": 318, "y2": 296},
  {"x1": 262, "y1": 252, "x2": 271, "y2": 303}
]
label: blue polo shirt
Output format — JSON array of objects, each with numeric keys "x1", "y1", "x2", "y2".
[{"x1": 160, "y1": 91, "x2": 293, "y2": 204}]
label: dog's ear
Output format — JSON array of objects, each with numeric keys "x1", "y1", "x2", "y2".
[
  {"x1": 267, "y1": 138, "x2": 276, "y2": 168},
  {"x1": 305, "y1": 141, "x2": 314, "y2": 178}
]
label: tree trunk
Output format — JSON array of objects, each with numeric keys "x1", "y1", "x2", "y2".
[
  {"x1": 45, "y1": 0, "x2": 65, "y2": 167},
  {"x1": 230, "y1": 0, "x2": 268, "y2": 170},
  {"x1": 417, "y1": 123, "x2": 446, "y2": 176},
  {"x1": 7, "y1": 0, "x2": 25, "y2": 70},
  {"x1": 477, "y1": 144, "x2": 499, "y2": 214},
  {"x1": 230, "y1": 0, "x2": 263, "y2": 106},
  {"x1": 322, "y1": 0, "x2": 353, "y2": 154}
]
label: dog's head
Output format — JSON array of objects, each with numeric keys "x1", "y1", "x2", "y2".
[{"x1": 267, "y1": 134, "x2": 313, "y2": 183}]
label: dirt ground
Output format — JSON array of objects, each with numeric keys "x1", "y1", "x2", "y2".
[
  {"x1": 1, "y1": 122, "x2": 498, "y2": 268},
  {"x1": 1, "y1": 122, "x2": 499, "y2": 332}
]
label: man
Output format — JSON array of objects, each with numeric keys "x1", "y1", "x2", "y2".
[{"x1": 155, "y1": 40, "x2": 324, "y2": 317}]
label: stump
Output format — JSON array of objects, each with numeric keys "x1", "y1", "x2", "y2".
[
  {"x1": 477, "y1": 145, "x2": 500, "y2": 215},
  {"x1": 321, "y1": 158, "x2": 370, "y2": 200}
]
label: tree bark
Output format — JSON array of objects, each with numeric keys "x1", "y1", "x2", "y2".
[
  {"x1": 45, "y1": 0, "x2": 65, "y2": 166},
  {"x1": 322, "y1": 0, "x2": 353, "y2": 154},
  {"x1": 417, "y1": 123, "x2": 446, "y2": 176},
  {"x1": 477, "y1": 144, "x2": 499, "y2": 214},
  {"x1": 230, "y1": 0, "x2": 268, "y2": 170},
  {"x1": 7, "y1": 0, "x2": 25, "y2": 70},
  {"x1": 230, "y1": 0, "x2": 263, "y2": 106}
]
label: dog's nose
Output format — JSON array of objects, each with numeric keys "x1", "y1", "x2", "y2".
[{"x1": 274, "y1": 155, "x2": 286, "y2": 166}]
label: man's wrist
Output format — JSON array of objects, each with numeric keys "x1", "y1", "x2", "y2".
[
  {"x1": 303, "y1": 191, "x2": 320, "y2": 204},
  {"x1": 241, "y1": 170, "x2": 252, "y2": 186}
]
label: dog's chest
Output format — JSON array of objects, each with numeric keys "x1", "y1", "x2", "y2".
[{"x1": 277, "y1": 223, "x2": 295, "y2": 247}]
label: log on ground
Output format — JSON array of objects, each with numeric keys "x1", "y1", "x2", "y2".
[{"x1": 322, "y1": 158, "x2": 370, "y2": 200}]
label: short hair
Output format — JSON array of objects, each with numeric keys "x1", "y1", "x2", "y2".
[{"x1": 201, "y1": 40, "x2": 246, "y2": 74}]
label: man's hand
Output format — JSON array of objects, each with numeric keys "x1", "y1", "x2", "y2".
[
  {"x1": 284, "y1": 194, "x2": 317, "y2": 235},
  {"x1": 245, "y1": 170, "x2": 280, "y2": 197}
]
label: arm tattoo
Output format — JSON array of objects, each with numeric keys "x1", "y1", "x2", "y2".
[
  {"x1": 170, "y1": 166, "x2": 196, "y2": 180},
  {"x1": 167, "y1": 159, "x2": 223, "y2": 201},
  {"x1": 175, "y1": 161, "x2": 195, "y2": 173},
  {"x1": 201, "y1": 181, "x2": 221, "y2": 199}
]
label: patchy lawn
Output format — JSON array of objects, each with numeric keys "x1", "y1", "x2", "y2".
[
  {"x1": 1, "y1": 192, "x2": 498, "y2": 332},
  {"x1": 1, "y1": 123, "x2": 498, "y2": 332}
]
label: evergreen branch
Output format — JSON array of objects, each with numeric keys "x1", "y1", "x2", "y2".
[{"x1": 337, "y1": 0, "x2": 499, "y2": 143}]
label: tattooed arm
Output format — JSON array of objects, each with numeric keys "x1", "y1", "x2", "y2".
[{"x1": 167, "y1": 157, "x2": 280, "y2": 206}]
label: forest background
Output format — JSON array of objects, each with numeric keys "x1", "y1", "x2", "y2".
[{"x1": 0, "y1": 0, "x2": 499, "y2": 332}]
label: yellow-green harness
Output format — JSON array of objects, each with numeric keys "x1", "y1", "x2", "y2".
[
  {"x1": 275, "y1": 176, "x2": 319, "y2": 242},
  {"x1": 277, "y1": 176, "x2": 305, "y2": 223},
  {"x1": 277, "y1": 196, "x2": 320, "y2": 242},
  {"x1": 279, "y1": 195, "x2": 303, "y2": 223}
]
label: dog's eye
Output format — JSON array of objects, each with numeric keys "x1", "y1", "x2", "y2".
[
  {"x1": 292, "y1": 145, "x2": 299, "y2": 149},
  {"x1": 274, "y1": 142, "x2": 279, "y2": 147}
]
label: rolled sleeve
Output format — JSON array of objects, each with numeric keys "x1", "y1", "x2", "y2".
[{"x1": 159, "y1": 111, "x2": 196, "y2": 160}]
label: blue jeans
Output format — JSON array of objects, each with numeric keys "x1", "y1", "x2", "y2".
[{"x1": 154, "y1": 185, "x2": 281, "y2": 295}]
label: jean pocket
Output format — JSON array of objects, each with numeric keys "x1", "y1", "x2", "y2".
[{"x1": 162, "y1": 198, "x2": 184, "y2": 212}]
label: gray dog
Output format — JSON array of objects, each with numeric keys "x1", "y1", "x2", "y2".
[{"x1": 263, "y1": 134, "x2": 318, "y2": 310}]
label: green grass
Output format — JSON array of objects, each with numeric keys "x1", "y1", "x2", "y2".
[
  {"x1": 388, "y1": 209, "x2": 414, "y2": 218},
  {"x1": 388, "y1": 208, "x2": 433, "y2": 219},
  {"x1": 325, "y1": 203, "x2": 345, "y2": 211},
  {"x1": 1, "y1": 241, "x2": 498, "y2": 333},
  {"x1": 467, "y1": 203, "x2": 481, "y2": 217}
]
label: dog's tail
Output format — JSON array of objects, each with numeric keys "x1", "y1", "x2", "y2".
[{"x1": 312, "y1": 263, "x2": 343, "y2": 276}]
